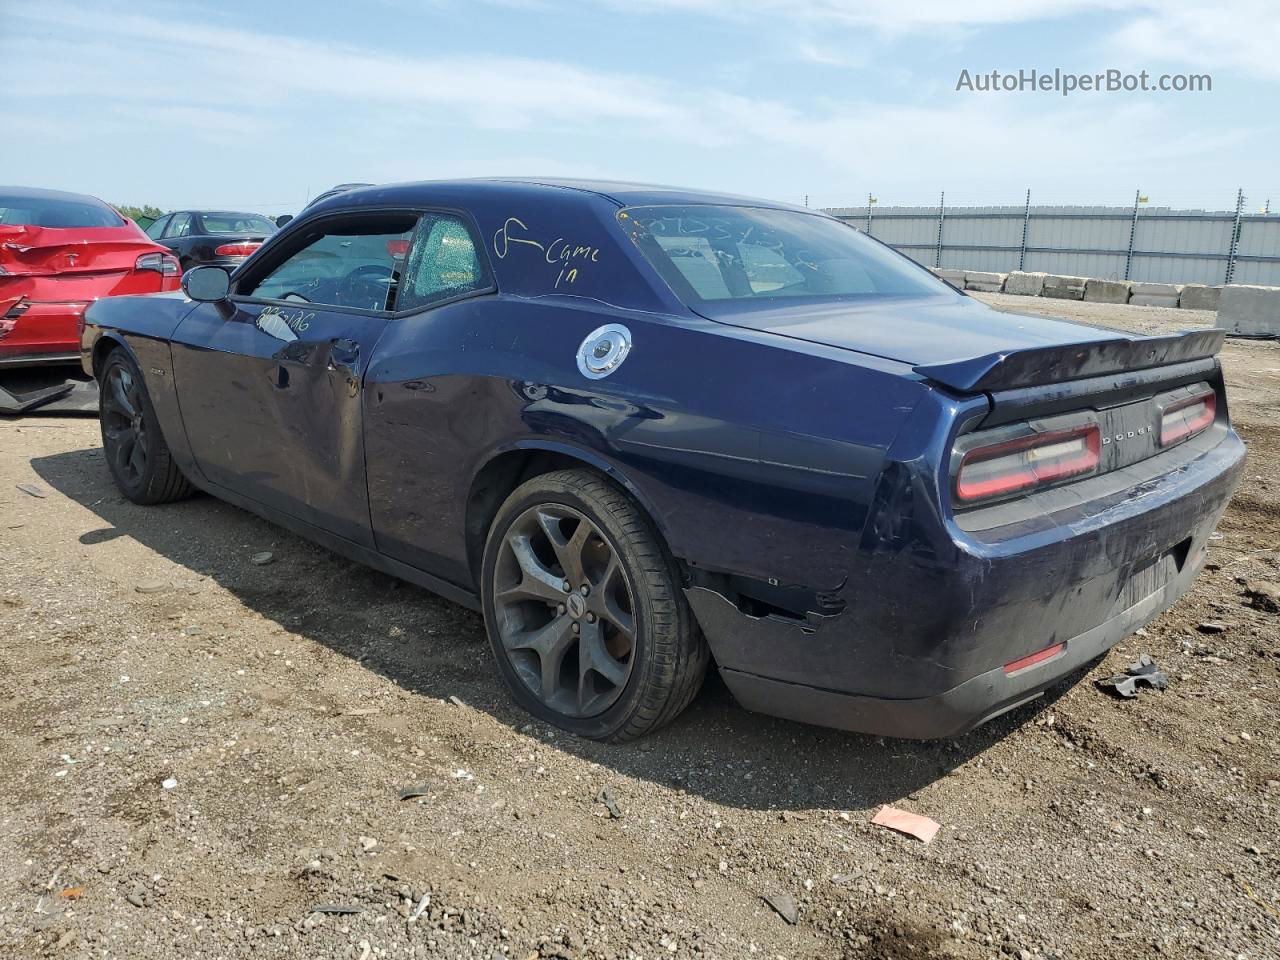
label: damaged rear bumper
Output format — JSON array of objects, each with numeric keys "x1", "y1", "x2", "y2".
[
  {"x1": 0, "y1": 299, "x2": 88, "y2": 365},
  {"x1": 685, "y1": 430, "x2": 1246, "y2": 739},
  {"x1": 699, "y1": 555, "x2": 1198, "y2": 738}
]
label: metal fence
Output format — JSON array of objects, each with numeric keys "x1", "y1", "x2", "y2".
[{"x1": 825, "y1": 190, "x2": 1280, "y2": 286}]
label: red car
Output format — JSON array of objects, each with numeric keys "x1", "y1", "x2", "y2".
[{"x1": 1, "y1": 186, "x2": 181, "y2": 412}]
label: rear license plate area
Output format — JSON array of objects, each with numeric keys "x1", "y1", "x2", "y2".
[{"x1": 1114, "y1": 537, "x2": 1191, "y2": 612}]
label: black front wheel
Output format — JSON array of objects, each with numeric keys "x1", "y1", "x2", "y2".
[
  {"x1": 99, "y1": 350, "x2": 194, "y2": 505},
  {"x1": 481, "y1": 469, "x2": 708, "y2": 741}
]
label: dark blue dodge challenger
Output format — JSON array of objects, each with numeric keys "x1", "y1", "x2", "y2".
[{"x1": 82, "y1": 179, "x2": 1245, "y2": 741}]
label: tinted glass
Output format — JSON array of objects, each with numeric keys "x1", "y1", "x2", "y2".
[
  {"x1": 618, "y1": 205, "x2": 943, "y2": 303},
  {"x1": 0, "y1": 194, "x2": 125, "y2": 228},
  {"x1": 166, "y1": 213, "x2": 192, "y2": 238},
  {"x1": 398, "y1": 214, "x2": 489, "y2": 311},
  {"x1": 197, "y1": 213, "x2": 277, "y2": 235},
  {"x1": 245, "y1": 215, "x2": 417, "y2": 311},
  {"x1": 144, "y1": 215, "x2": 171, "y2": 239}
]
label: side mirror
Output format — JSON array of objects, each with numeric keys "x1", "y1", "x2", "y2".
[
  {"x1": 275, "y1": 214, "x2": 293, "y2": 228},
  {"x1": 182, "y1": 265, "x2": 230, "y2": 302}
]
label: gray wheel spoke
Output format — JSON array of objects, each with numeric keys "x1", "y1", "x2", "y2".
[
  {"x1": 601, "y1": 592, "x2": 635, "y2": 642},
  {"x1": 111, "y1": 372, "x2": 136, "y2": 418},
  {"x1": 578, "y1": 622, "x2": 627, "y2": 710},
  {"x1": 115, "y1": 434, "x2": 136, "y2": 475},
  {"x1": 508, "y1": 615, "x2": 575, "y2": 700},
  {"x1": 497, "y1": 534, "x2": 566, "y2": 604},
  {"x1": 539, "y1": 509, "x2": 591, "y2": 587},
  {"x1": 128, "y1": 438, "x2": 147, "y2": 476}
]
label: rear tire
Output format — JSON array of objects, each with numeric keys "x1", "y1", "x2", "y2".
[
  {"x1": 98, "y1": 349, "x2": 194, "y2": 505},
  {"x1": 481, "y1": 468, "x2": 708, "y2": 742}
]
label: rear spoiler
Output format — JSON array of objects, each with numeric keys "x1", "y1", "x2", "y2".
[{"x1": 912, "y1": 329, "x2": 1225, "y2": 393}]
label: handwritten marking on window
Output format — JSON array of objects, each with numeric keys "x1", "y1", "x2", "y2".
[
  {"x1": 492, "y1": 217, "x2": 544, "y2": 259},
  {"x1": 492, "y1": 216, "x2": 601, "y2": 288}
]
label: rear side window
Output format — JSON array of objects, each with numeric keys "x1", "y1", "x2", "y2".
[
  {"x1": 0, "y1": 194, "x2": 125, "y2": 228},
  {"x1": 618, "y1": 204, "x2": 942, "y2": 304},
  {"x1": 398, "y1": 213, "x2": 490, "y2": 311},
  {"x1": 198, "y1": 213, "x2": 277, "y2": 235},
  {"x1": 166, "y1": 213, "x2": 192, "y2": 238},
  {"x1": 242, "y1": 214, "x2": 418, "y2": 312},
  {"x1": 144, "y1": 215, "x2": 171, "y2": 239}
]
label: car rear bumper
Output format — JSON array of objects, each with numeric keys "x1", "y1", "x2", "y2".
[
  {"x1": 0, "y1": 300, "x2": 88, "y2": 364},
  {"x1": 686, "y1": 430, "x2": 1246, "y2": 738}
]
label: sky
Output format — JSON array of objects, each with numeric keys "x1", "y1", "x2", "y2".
[{"x1": 2, "y1": 0, "x2": 1278, "y2": 216}]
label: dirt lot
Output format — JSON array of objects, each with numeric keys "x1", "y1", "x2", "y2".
[{"x1": 1, "y1": 296, "x2": 1277, "y2": 960}]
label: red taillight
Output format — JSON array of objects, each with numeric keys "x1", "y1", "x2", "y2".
[
  {"x1": 1003, "y1": 642, "x2": 1066, "y2": 675},
  {"x1": 956, "y1": 425, "x2": 1100, "y2": 504},
  {"x1": 386, "y1": 238, "x2": 409, "y2": 260},
  {"x1": 1160, "y1": 391, "x2": 1216, "y2": 446},
  {"x1": 214, "y1": 242, "x2": 261, "y2": 257},
  {"x1": 135, "y1": 252, "x2": 180, "y2": 276}
]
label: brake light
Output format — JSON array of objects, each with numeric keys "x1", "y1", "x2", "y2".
[
  {"x1": 214, "y1": 242, "x2": 261, "y2": 257},
  {"x1": 956, "y1": 425, "x2": 1100, "y2": 503},
  {"x1": 135, "y1": 252, "x2": 180, "y2": 276},
  {"x1": 1160, "y1": 391, "x2": 1216, "y2": 446},
  {"x1": 386, "y1": 238, "x2": 409, "y2": 260}
]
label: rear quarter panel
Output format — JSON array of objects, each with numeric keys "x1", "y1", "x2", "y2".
[{"x1": 363, "y1": 293, "x2": 929, "y2": 593}]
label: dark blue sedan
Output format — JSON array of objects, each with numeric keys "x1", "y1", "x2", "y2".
[{"x1": 81, "y1": 179, "x2": 1245, "y2": 741}]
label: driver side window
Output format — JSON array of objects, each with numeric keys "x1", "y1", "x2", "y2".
[{"x1": 242, "y1": 214, "x2": 418, "y2": 312}]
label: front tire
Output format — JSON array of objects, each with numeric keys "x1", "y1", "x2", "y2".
[
  {"x1": 99, "y1": 350, "x2": 194, "y2": 505},
  {"x1": 481, "y1": 469, "x2": 708, "y2": 742}
]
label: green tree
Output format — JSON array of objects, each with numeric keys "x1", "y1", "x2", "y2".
[{"x1": 114, "y1": 203, "x2": 165, "y2": 229}]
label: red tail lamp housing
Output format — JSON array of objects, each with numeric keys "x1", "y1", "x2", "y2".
[
  {"x1": 214, "y1": 242, "x2": 261, "y2": 257},
  {"x1": 956, "y1": 425, "x2": 1101, "y2": 505},
  {"x1": 1159, "y1": 390, "x2": 1216, "y2": 447},
  {"x1": 135, "y1": 252, "x2": 180, "y2": 276}
]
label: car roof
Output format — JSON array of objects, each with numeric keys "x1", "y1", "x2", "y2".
[
  {"x1": 185, "y1": 210, "x2": 272, "y2": 218},
  {"x1": 315, "y1": 178, "x2": 816, "y2": 215},
  {"x1": 0, "y1": 185, "x2": 111, "y2": 206}
]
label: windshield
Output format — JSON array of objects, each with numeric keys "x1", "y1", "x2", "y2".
[
  {"x1": 0, "y1": 194, "x2": 125, "y2": 228},
  {"x1": 198, "y1": 213, "x2": 277, "y2": 235},
  {"x1": 618, "y1": 204, "x2": 945, "y2": 305}
]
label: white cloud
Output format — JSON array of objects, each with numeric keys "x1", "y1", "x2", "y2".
[
  {"x1": 592, "y1": 0, "x2": 1280, "y2": 80},
  {"x1": 1109, "y1": 1, "x2": 1280, "y2": 82},
  {"x1": 0, "y1": 1, "x2": 1265, "y2": 210}
]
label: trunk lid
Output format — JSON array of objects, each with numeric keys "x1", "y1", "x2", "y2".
[
  {"x1": 696, "y1": 293, "x2": 1222, "y2": 392},
  {"x1": 0, "y1": 224, "x2": 163, "y2": 278}
]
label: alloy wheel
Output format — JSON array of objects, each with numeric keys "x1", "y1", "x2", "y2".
[
  {"x1": 101, "y1": 363, "x2": 149, "y2": 487},
  {"x1": 491, "y1": 504, "x2": 637, "y2": 718}
]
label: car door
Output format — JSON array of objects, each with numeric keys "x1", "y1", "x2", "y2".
[{"x1": 169, "y1": 209, "x2": 418, "y2": 547}]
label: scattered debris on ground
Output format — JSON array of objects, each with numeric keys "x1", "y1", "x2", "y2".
[
  {"x1": 1095, "y1": 653, "x2": 1170, "y2": 698},
  {"x1": 871, "y1": 804, "x2": 942, "y2": 843}
]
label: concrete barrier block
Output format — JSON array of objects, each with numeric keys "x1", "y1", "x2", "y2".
[
  {"x1": 1003, "y1": 271, "x2": 1047, "y2": 296},
  {"x1": 1179, "y1": 284, "x2": 1221, "y2": 311},
  {"x1": 1084, "y1": 279, "x2": 1131, "y2": 304},
  {"x1": 1041, "y1": 275, "x2": 1087, "y2": 300},
  {"x1": 935, "y1": 268, "x2": 967, "y2": 286},
  {"x1": 1217, "y1": 285, "x2": 1280, "y2": 336},
  {"x1": 1129, "y1": 294, "x2": 1181, "y2": 308},
  {"x1": 1130, "y1": 281, "x2": 1184, "y2": 297},
  {"x1": 964, "y1": 271, "x2": 1007, "y2": 292}
]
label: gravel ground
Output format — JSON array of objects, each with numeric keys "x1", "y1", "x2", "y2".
[{"x1": 1, "y1": 296, "x2": 1277, "y2": 960}]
